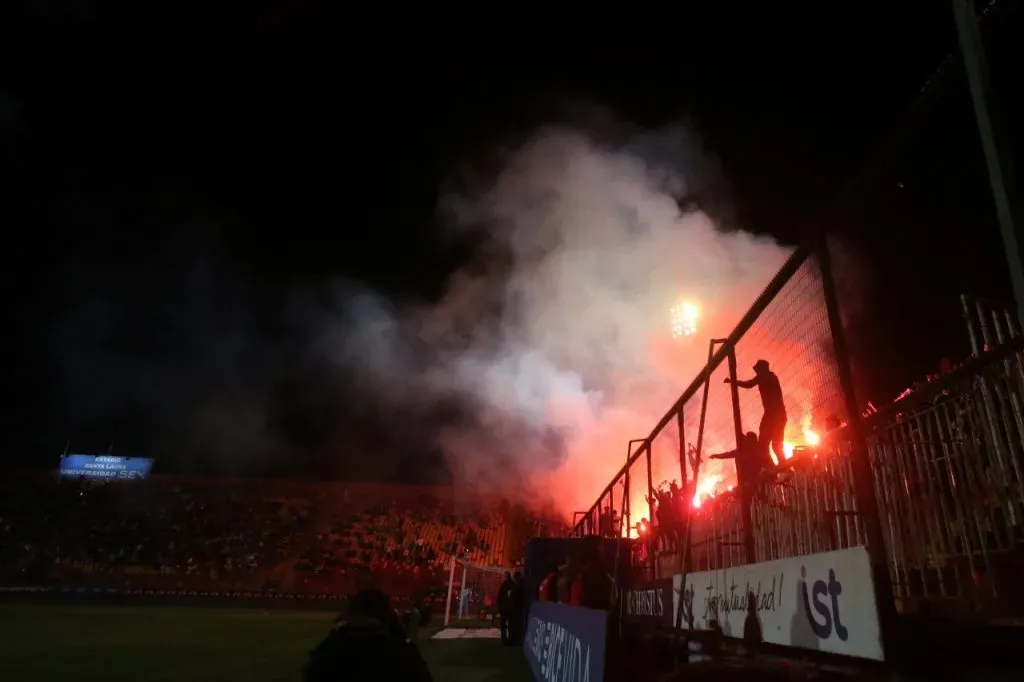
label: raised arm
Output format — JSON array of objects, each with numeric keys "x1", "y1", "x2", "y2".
[{"x1": 725, "y1": 375, "x2": 758, "y2": 389}]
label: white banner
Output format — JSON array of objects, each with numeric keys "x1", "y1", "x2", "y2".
[{"x1": 671, "y1": 546, "x2": 883, "y2": 661}]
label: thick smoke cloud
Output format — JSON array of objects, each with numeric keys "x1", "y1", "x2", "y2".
[
  {"x1": 332, "y1": 122, "x2": 793, "y2": 515},
  {"x1": 51, "y1": 115, "x2": 822, "y2": 519}
]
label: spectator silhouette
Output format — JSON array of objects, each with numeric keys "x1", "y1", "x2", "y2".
[
  {"x1": 510, "y1": 571, "x2": 526, "y2": 644},
  {"x1": 726, "y1": 359, "x2": 787, "y2": 467},
  {"x1": 497, "y1": 571, "x2": 515, "y2": 645},
  {"x1": 710, "y1": 431, "x2": 761, "y2": 490},
  {"x1": 557, "y1": 554, "x2": 579, "y2": 604},
  {"x1": 303, "y1": 588, "x2": 433, "y2": 682},
  {"x1": 742, "y1": 591, "x2": 763, "y2": 657}
]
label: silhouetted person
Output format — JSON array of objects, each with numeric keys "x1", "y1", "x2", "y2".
[
  {"x1": 570, "y1": 537, "x2": 616, "y2": 610},
  {"x1": 726, "y1": 359, "x2": 787, "y2": 467},
  {"x1": 510, "y1": 571, "x2": 526, "y2": 644},
  {"x1": 557, "y1": 555, "x2": 579, "y2": 604},
  {"x1": 538, "y1": 563, "x2": 560, "y2": 602},
  {"x1": 742, "y1": 591, "x2": 763, "y2": 657},
  {"x1": 497, "y1": 571, "x2": 514, "y2": 645},
  {"x1": 710, "y1": 431, "x2": 761, "y2": 490},
  {"x1": 303, "y1": 588, "x2": 433, "y2": 682}
]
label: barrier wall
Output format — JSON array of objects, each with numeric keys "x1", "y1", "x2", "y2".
[
  {"x1": 524, "y1": 600, "x2": 608, "y2": 682},
  {"x1": 672, "y1": 545, "x2": 883, "y2": 662}
]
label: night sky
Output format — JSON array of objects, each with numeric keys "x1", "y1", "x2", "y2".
[{"x1": 3, "y1": 2, "x2": 1022, "y2": 480}]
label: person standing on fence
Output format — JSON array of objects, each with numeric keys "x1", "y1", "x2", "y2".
[{"x1": 725, "y1": 359, "x2": 787, "y2": 467}]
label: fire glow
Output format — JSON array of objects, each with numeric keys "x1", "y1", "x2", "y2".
[
  {"x1": 781, "y1": 426, "x2": 821, "y2": 461},
  {"x1": 621, "y1": 420, "x2": 823, "y2": 533}
]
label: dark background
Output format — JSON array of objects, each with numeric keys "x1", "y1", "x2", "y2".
[{"x1": 2, "y1": 1, "x2": 1022, "y2": 479}]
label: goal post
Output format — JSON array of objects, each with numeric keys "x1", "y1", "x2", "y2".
[{"x1": 442, "y1": 556, "x2": 510, "y2": 627}]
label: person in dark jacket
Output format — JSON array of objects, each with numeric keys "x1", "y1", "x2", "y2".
[
  {"x1": 510, "y1": 571, "x2": 526, "y2": 644},
  {"x1": 303, "y1": 588, "x2": 434, "y2": 682},
  {"x1": 497, "y1": 571, "x2": 515, "y2": 645},
  {"x1": 538, "y1": 563, "x2": 561, "y2": 602},
  {"x1": 570, "y1": 537, "x2": 616, "y2": 610},
  {"x1": 725, "y1": 359, "x2": 788, "y2": 468},
  {"x1": 710, "y1": 431, "x2": 761, "y2": 490}
]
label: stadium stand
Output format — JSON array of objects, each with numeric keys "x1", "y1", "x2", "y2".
[
  {"x1": 0, "y1": 475, "x2": 521, "y2": 601},
  {"x1": 0, "y1": 475, "x2": 316, "y2": 591},
  {"x1": 292, "y1": 493, "x2": 508, "y2": 597}
]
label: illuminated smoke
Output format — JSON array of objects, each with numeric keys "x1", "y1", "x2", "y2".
[{"x1": 335, "y1": 118, "x2": 799, "y2": 517}]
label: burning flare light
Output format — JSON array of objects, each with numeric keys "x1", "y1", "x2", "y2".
[
  {"x1": 622, "y1": 419, "x2": 826, "y2": 535},
  {"x1": 691, "y1": 473, "x2": 722, "y2": 508},
  {"x1": 670, "y1": 300, "x2": 699, "y2": 339}
]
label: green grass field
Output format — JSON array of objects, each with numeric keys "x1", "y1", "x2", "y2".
[{"x1": 0, "y1": 604, "x2": 532, "y2": 682}]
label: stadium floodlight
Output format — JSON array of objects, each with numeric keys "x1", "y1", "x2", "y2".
[{"x1": 670, "y1": 300, "x2": 699, "y2": 339}]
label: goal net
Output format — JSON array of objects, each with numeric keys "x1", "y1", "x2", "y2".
[{"x1": 443, "y1": 557, "x2": 510, "y2": 627}]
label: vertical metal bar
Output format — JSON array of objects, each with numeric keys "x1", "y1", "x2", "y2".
[
  {"x1": 1005, "y1": 308, "x2": 1021, "y2": 338},
  {"x1": 818, "y1": 238, "x2": 895, "y2": 650},
  {"x1": 992, "y1": 311, "x2": 1024, "y2": 451},
  {"x1": 646, "y1": 445, "x2": 656, "y2": 577},
  {"x1": 961, "y1": 392, "x2": 998, "y2": 598},
  {"x1": 444, "y1": 556, "x2": 456, "y2": 627},
  {"x1": 677, "y1": 410, "x2": 687, "y2": 499},
  {"x1": 974, "y1": 301, "x2": 1020, "y2": 521},
  {"x1": 875, "y1": 438, "x2": 906, "y2": 602},
  {"x1": 951, "y1": 0, "x2": 1024, "y2": 331},
  {"x1": 459, "y1": 563, "x2": 468, "y2": 619},
  {"x1": 623, "y1": 444, "x2": 632, "y2": 539},
  {"x1": 896, "y1": 419, "x2": 931, "y2": 602},
  {"x1": 726, "y1": 346, "x2": 754, "y2": 564},
  {"x1": 675, "y1": 411, "x2": 687, "y2": 573},
  {"x1": 930, "y1": 402, "x2": 968, "y2": 601},
  {"x1": 963, "y1": 294, "x2": 982, "y2": 355}
]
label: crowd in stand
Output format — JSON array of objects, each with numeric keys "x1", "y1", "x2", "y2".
[
  {"x1": 0, "y1": 476, "x2": 314, "y2": 590},
  {"x1": 0, "y1": 475, "x2": 517, "y2": 600},
  {"x1": 293, "y1": 498, "x2": 506, "y2": 597}
]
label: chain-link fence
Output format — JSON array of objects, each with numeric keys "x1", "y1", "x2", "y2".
[
  {"x1": 571, "y1": 240, "x2": 1024, "y2": 621},
  {"x1": 571, "y1": 240, "x2": 870, "y2": 575},
  {"x1": 568, "y1": 0, "x2": 1024, "y2": 626}
]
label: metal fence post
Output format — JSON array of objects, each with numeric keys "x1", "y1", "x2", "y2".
[
  {"x1": 818, "y1": 238, "x2": 896, "y2": 653},
  {"x1": 727, "y1": 346, "x2": 755, "y2": 564},
  {"x1": 676, "y1": 411, "x2": 687, "y2": 502},
  {"x1": 646, "y1": 445, "x2": 656, "y2": 577}
]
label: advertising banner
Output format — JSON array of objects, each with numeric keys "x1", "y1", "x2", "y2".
[
  {"x1": 524, "y1": 600, "x2": 607, "y2": 682},
  {"x1": 621, "y1": 577, "x2": 673, "y2": 628},
  {"x1": 671, "y1": 546, "x2": 883, "y2": 661},
  {"x1": 59, "y1": 455, "x2": 154, "y2": 480}
]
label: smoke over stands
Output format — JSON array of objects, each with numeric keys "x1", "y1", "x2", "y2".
[
  {"x1": 53, "y1": 116, "x2": 841, "y2": 519},
  {"x1": 333, "y1": 122, "x2": 794, "y2": 515}
]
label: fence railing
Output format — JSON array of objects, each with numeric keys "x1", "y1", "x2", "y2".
[{"x1": 572, "y1": 240, "x2": 1024, "y2": 623}]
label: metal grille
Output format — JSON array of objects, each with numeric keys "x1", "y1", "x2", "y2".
[
  {"x1": 570, "y1": 244, "x2": 1024, "y2": 622},
  {"x1": 687, "y1": 252, "x2": 856, "y2": 567},
  {"x1": 865, "y1": 302, "x2": 1024, "y2": 617}
]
